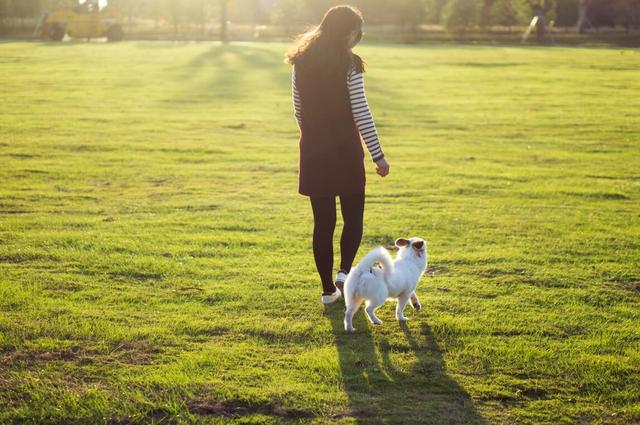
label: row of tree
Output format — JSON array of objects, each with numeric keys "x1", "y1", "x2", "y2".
[
  {"x1": 1, "y1": 0, "x2": 639, "y2": 33},
  {"x1": 273, "y1": 0, "x2": 640, "y2": 30}
]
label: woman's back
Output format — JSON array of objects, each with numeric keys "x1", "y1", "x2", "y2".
[{"x1": 293, "y1": 54, "x2": 364, "y2": 159}]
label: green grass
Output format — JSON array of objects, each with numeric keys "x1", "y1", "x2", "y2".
[{"x1": 1, "y1": 40, "x2": 639, "y2": 424}]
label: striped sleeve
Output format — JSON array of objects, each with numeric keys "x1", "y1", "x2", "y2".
[
  {"x1": 292, "y1": 66, "x2": 302, "y2": 129},
  {"x1": 348, "y1": 67, "x2": 384, "y2": 162}
]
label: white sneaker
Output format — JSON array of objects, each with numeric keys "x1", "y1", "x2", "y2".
[
  {"x1": 335, "y1": 270, "x2": 348, "y2": 285},
  {"x1": 321, "y1": 287, "x2": 342, "y2": 305}
]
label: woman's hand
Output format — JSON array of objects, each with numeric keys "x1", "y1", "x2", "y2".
[{"x1": 375, "y1": 157, "x2": 389, "y2": 177}]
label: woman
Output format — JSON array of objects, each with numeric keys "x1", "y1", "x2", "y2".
[{"x1": 286, "y1": 5, "x2": 389, "y2": 305}]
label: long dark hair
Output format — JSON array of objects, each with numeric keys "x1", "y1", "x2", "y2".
[{"x1": 285, "y1": 5, "x2": 365, "y2": 76}]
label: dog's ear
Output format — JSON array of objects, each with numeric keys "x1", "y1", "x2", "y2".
[
  {"x1": 395, "y1": 238, "x2": 410, "y2": 248},
  {"x1": 413, "y1": 240, "x2": 424, "y2": 250}
]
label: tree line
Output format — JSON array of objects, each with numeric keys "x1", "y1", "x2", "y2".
[{"x1": 1, "y1": 0, "x2": 639, "y2": 33}]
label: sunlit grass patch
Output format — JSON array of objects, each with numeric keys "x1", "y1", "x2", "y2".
[{"x1": 1, "y1": 41, "x2": 639, "y2": 424}]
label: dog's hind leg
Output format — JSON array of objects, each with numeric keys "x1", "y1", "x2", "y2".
[
  {"x1": 344, "y1": 298, "x2": 362, "y2": 332},
  {"x1": 365, "y1": 301, "x2": 383, "y2": 325},
  {"x1": 410, "y1": 292, "x2": 421, "y2": 311},
  {"x1": 396, "y1": 293, "x2": 411, "y2": 321}
]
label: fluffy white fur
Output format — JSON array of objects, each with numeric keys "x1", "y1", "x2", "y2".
[{"x1": 344, "y1": 237, "x2": 428, "y2": 332}]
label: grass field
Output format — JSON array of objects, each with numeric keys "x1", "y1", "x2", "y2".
[{"x1": 1, "y1": 41, "x2": 639, "y2": 424}]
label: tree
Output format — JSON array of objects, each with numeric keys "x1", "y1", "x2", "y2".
[
  {"x1": 576, "y1": 0, "x2": 591, "y2": 32},
  {"x1": 546, "y1": 0, "x2": 638, "y2": 29},
  {"x1": 518, "y1": 0, "x2": 556, "y2": 42},
  {"x1": 280, "y1": 0, "x2": 332, "y2": 23},
  {"x1": 220, "y1": 0, "x2": 228, "y2": 42},
  {"x1": 479, "y1": 0, "x2": 495, "y2": 27},
  {"x1": 352, "y1": 0, "x2": 388, "y2": 25},
  {"x1": 617, "y1": 0, "x2": 640, "y2": 30},
  {"x1": 136, "y1": 0, "x2": 165, "y2": 28},
  {"x1": 517, "y1": 0, "x2": 556, "y2": 23},
  {"x1": 271, "y1": 0, "x2": 304, "y2": 30},
  {"x1": 11, "y1": 0, "x2": 42, "y2": 29},
  {"x1": 184, "y1": 0, "x2": 207, "y2": 34},
  {"x1": 109, "y1": 0, "x2": 139, "y2": 24},
  {"x1": 423, "y1": 0, "x2": 448, "y2": 24},
  {"x1": 443, "y1": 0, "x2": 479, "y2": 34},
  {"x1": 0, "y1": 0, "x2": 10, "y2": 33},
  {"x1": 392, "y1": 0, "x2": 428, "y2": 41},
  {"x1": 587, "y1": 0, "x2": 617, "y2": 27},
  {"x1": 491, "y1": 0, "x2": 520, "y2": 30},
  {"x1": 395, "y1": 0, "x2": 428, "y2": 28},
  {"x1": 554, "y1": 0, "x2": 578, "y2": 27}
]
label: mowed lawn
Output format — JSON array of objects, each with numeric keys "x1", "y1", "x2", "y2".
[{"x1": 1, "y1": 40, "x2": 639, "y2": 424}]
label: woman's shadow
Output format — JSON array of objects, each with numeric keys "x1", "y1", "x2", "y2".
[{"x1": 324, "y1": 305, "x2": 486, "y2": 424}]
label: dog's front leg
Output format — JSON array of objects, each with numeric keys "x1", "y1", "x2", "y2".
[
  {"x1": 396, "y1": 293, "x2": 411, "y2": 321},
  {"x1": 410, "y1": 292, "x2": 421, "y2": 311}
]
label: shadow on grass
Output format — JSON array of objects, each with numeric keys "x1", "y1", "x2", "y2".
[
  {"x1": 172, "y1": 43, "x2": 288, "y2": 101},
  {"x1": 324, "y1": 306, "x2": 486, "y2": 424}
]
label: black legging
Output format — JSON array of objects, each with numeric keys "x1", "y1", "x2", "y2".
[{"x1": 309, "y1": 191, "x2": 365, "y2": 294}]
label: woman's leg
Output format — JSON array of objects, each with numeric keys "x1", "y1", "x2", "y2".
[
  {"x1": 339, "y1": 190, "x2": 365, "y2": 274},
  {"x1": 309, "y1": 195, "x2": 337, "y2": 294}
]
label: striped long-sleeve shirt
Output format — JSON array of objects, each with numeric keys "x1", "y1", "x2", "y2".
[{"x1": 292, "y1": 65, "x2": 385, "y2": 162}]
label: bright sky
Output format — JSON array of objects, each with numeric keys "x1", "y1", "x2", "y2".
[{"x1": 79, "y1": 0, "x2": 108, "y2": 9}]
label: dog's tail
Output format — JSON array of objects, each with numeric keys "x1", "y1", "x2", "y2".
[
  {"x1": 344, "y1": 246, "x2": 394, "y2": 305},
  {"x1": 359, "y1": 246, "x2": 394, "y2": 282}
]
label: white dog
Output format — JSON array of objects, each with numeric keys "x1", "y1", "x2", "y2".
[{"x1": 344, "y1": 237, "x2": 428, "y2": 332}]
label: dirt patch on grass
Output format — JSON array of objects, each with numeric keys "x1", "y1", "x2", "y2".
[
  {"x1": 242, "y1": 328, "x2": 314, "y2": 346},
  {"x1": 562, "y1": 191, "x2": 630, "y2": 201},
  {"x1": 108, "y1": 340, "x2": 164, "y2": 365},
  {"x1": 2, "y1": 345, "x2": 82, "y2": 363},
  {"x1": 427, "y1": 264, "x2": 449, "y2": 276},
  {"x1": 182, "y1": 204, "x2": 219, "y2": 212},
  {"x1": 626, "y1": 283, "x2": 640, "y2": 292},
  {"x1": 606, "y1": 274, "x2": 640, "y2": 293},
  {"x1": 476, "y1": 393, "x2": 519, "y2": 404},
  {"x1": 0, "y1": 373, "x2": 113, "y2": 411},
  {"x1": 187, "y1": 396, "x2": 315, "y2": 419},
  {"x1": 477, "y1": 267, "x2": 529, "y2": 278},
  {"x1": 0, "y1": 209, "x2": 35, "y2": 214},
  {"x1": 108, "y1": 408, "x2": 175, "y2": 425},
  {"x1": 0, "y1": 253, "x2": 56, "y2": 263},
  {"x1": 331, "y1": 408, "x2": 375, "y2": 420},
  {"x1": 108, "y1": 271, "x2": 164, "y2": 281},
  {"x1": 2, "y1": 340, "x2": 164, "y2": 367},
  {"x1": 517, "y1": 387, "x2": 548, "y2": 400}
]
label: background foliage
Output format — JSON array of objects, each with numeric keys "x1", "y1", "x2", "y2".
[{"x1": 1, "y1": 0, "x2": 639, "y2": 35}]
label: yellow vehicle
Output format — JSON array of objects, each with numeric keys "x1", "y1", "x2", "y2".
[{"x1": 40, "y1": 0, "x2": 124, "y2": 42}]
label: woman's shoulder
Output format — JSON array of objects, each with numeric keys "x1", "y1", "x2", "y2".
[{"x1": 350, "y1": 53, "x2": 365, "y2": 74}]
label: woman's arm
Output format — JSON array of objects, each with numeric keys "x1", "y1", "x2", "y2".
[
  {"x1": 292, "y1": 66, "x2": 302, "y2": 129},
  {"x1": 348, "y1": 67, "x2": 384, "y2": 162}
]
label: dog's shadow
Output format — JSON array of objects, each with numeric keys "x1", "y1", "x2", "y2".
[{"x1": 324, "y1": 306, "x2": 486, "y2": 424}]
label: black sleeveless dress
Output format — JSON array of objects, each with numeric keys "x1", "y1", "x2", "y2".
[{"x1": 294, "y1": 54, "x2": 365, "y2": 197}]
